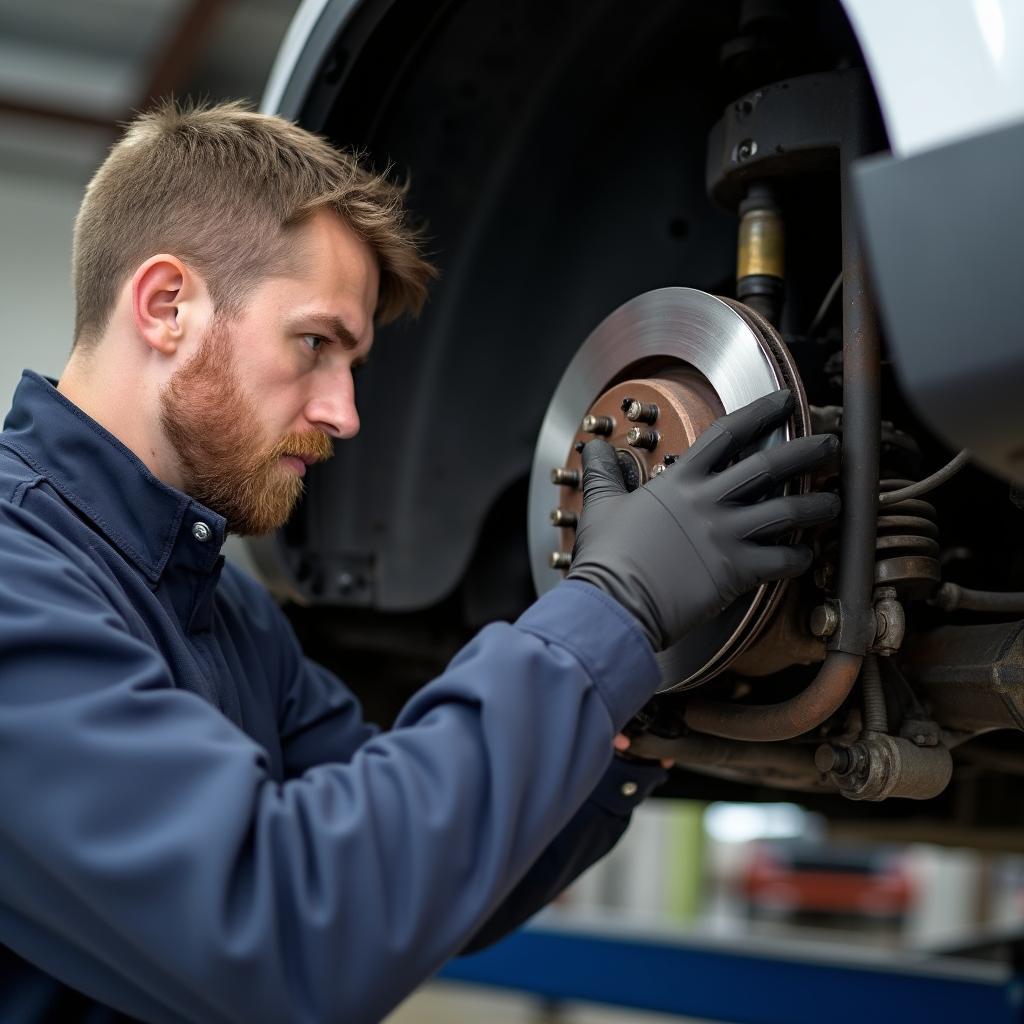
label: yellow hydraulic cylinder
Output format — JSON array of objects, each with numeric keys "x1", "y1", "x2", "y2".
[{"x1": 737, "y1": 206, "x2": 785, "y2": 281}]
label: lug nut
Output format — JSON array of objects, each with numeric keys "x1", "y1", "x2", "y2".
[
  {"x1": 582, "y1": 414, "x2": 613, "y2": 436},
  {"x1": 550, "y1": 551, "x2": 572, "y2": 570},
  {"x1": 626, "y1": 426, "x2": 659, "y2": 451},
  {"x1": 622, "y1": 398, "x2": 659, "y2": 424},
  {"x1": 551, "y1": 467, "x2": 580, "y2": 487},
  {"x1": 550, "y1": 508, "x2": 577, "y2": 527}
]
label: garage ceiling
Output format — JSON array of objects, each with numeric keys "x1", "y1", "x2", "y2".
[{"x1": 0, "y1": 0, "x2": 301, "y2": 179}]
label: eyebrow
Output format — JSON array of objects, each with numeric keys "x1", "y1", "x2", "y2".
[{"x1": 291, "y1": 313, "x2": 363, "y2": 352}]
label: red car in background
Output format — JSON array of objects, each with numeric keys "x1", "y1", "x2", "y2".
[{"x1": 740, "y1": 840, "x2": 915, "y2": 925}]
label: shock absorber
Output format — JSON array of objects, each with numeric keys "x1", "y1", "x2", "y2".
[{"x1": 736, "y1": 182, "x2": 785, "y2": 326}]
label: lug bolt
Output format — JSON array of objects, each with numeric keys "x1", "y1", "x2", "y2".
[
  {"x1": 622, "y1": 398, "x2": 659, "y2": 424},
  {"x1": 626, "y1": 426, "x2": 659, "y2": 451},
  {"x1": 550, "y1": 551, "x2": 572, "y2": 570},
  {"x1": 551, "y1": 467, "x2": 580, "y2": 487},
  {"x1": 550, "y1": 508, "x2": 577, "y2": 527},
  {"x1": 582, "y1": 414, "x2": 613, "y2": 436}
]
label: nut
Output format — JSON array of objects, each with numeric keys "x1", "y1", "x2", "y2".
[{"x1": 810, "y1": 603, "x2": 839, "y2": 639}]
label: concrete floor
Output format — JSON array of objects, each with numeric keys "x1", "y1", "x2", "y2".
[{"x1": 386, "y1": 983, "x2": 712, "y2": 1023}]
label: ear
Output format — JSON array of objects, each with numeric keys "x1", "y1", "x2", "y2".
[{"x1": 131, "y1": 254, "x2": 192, "y2": 356}]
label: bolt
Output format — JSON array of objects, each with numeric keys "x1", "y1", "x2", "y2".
[
  {"x1": 550, "y1": 551, "x2": 571, "y2": 570},
  {"x1": 550, "y1": 508, "x2": 577, "y2": 527},
  {"x1": 663, "y1": 454, "x2": 678, "y2": 465},
  {"x1": 736, "y1": 138, "x2": 758, "y2": 162},
  {"x1": 622, "y1": 399, "x2": 659, "y2": 424},
  {"x1": 574, "y1": 441, "x2": 585, "y2": 453},
  {"x1": 815, "y1": 743, "x2": 853, "y2": 775},
  {"x1": 652, "y1": 464, "x2": 666, "y2": 476},
  {"x1": 810, "y1": 603, "x2": 839, "y2": 639},
  {"x1": 815, "y1": 744, "x2": 837, "y2": 772},
  {"x1": 551, "y1": 467, "x2": 580, "y2": 487},
  {"x1": 582, "y1": 414, "x2": 613, "y2": 436},
  {"x1": 626, "y1": 426, "x2": 659, "y2": 451}
]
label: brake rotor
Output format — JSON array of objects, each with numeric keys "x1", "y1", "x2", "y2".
[{"x1": 528, "y1": 286, "x2": 809, "y2": 692}]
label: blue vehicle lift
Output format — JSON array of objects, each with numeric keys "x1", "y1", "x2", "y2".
[{"x1": 439, "y1": 921, "x2": 1024, "y2": 1023}]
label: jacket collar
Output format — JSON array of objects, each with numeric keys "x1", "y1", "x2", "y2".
[{"x1": 0, "y1": 371, "x2": 226, "y2": 583}]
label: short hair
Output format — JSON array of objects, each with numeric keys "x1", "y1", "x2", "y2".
[{"x1": 72, "y1": 99, "x2": 436, "y2": 347}]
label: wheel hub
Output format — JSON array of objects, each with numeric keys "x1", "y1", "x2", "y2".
[{"x1": 549, "y1": 369, "x2": 724, "y2": 541}]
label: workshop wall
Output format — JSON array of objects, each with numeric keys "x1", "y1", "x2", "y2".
[
  {"x1": 0, "y1": 167, "x2": 80, "y2": 410},
  {"x1": 0, "y1": 0, "x2": 300, "y2": 417}
]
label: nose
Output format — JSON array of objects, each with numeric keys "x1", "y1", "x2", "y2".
[{"x1": 304, "y1": 371, "x2": 360, "y2": 440}]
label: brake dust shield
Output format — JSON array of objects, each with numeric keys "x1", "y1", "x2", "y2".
[{"x1": 528, "y1": 287, "x2": 808, "y2": 692}]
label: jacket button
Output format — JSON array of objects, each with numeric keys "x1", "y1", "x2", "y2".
[
  {"x1": 192, "y1": 522, "x2": 212, "y2": 542},
  {"x1": 620, "y1": 781, "x2": 639, "y2": 798}
]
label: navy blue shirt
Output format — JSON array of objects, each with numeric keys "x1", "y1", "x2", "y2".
[{"x1": 0, "y1": 371, "x2": 663, "y2": 1024}]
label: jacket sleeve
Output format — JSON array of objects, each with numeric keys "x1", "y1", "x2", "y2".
[
  {"x1": 214, "y1": 564, "x2": 380, "y2": 775},
  {"x1": 461, "y1": 756, "x2": 666, "y2": 953},
  {"x1": 274, "y1": 640, "x2": 381, "y2": 776},
  {"x1": 0, "y1": 502, "x2": 659, "y2": 1024},
  {"x1": 270, "y1": 605, "x2": 667, "y2": 952},
  {"x1": 268, "y1": 592, "x2": 666, "y2": 950}
]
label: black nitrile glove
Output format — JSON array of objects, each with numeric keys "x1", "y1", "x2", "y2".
[{"x1": 567, "y1": 389, "x2": 840, "y2": 651}]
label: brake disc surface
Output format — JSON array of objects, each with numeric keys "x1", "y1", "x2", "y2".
[{"x1": 528, "y1": 286, "x2": 807, "y2": 691}]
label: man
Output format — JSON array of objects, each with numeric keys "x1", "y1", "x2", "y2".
[{"x1": 0, "y1": 102, "x2": 839, "y2": 1023}]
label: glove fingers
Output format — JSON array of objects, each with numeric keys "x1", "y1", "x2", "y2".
[
  {"x1": 715, "y1": 433, "x2": 840, "y2": 503},
  {"x1": 735, "y1": 492, "x2": 841, "y2": 541},
  {"x1": 684, "y1": 389, "x2": 793, "y2": 474},
  {"x1": 744, "y1": 543, "x2": 814, "y2": 583},
  {"x1": 580, "y1": 439, "x2": 628, "y2": 506}
]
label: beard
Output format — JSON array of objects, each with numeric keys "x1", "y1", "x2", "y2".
[{"x1": 159, "y1": 318, "x2": 333, "y2": 536}]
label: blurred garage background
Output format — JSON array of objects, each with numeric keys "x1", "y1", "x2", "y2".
[
  {"x1": 2, "y1": 3, "x2": 1023, "y2": 1023},
  {"x1": 0, "y1": 0, "x2": 299, "y2": 409}
]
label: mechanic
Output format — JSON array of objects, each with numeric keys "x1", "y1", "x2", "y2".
[{"x1": 0, "y1": 102, "x2": 840, "y2": 1024}]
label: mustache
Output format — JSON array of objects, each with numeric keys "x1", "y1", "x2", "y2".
[{"x1": 268, "y1": 430, "x2": 335, "y2": 465}]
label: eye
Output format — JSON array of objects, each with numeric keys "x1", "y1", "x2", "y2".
[{"x1": 302, "y1": 334, "x2": 328, "y2": 353}]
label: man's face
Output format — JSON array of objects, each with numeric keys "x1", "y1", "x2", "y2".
[{"x1": 159, "y1": 210, "x2": 379, "y2": 535}]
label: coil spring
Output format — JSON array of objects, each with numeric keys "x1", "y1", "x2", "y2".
[{"x1": 875, "y1": 479, "x2": 941, "y2": 598}]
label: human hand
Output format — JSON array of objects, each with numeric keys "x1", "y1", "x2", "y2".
[
  {"x1": 569, "y1": 389, "x2": 840, "y2": 650},
  {"x1": 614, "y1": 732, "x2": 674, "y2": 770}
]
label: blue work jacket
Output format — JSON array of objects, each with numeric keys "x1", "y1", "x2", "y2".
[{"x1": 0, "y1": 372, "x2": 664, "y2": 1024}]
